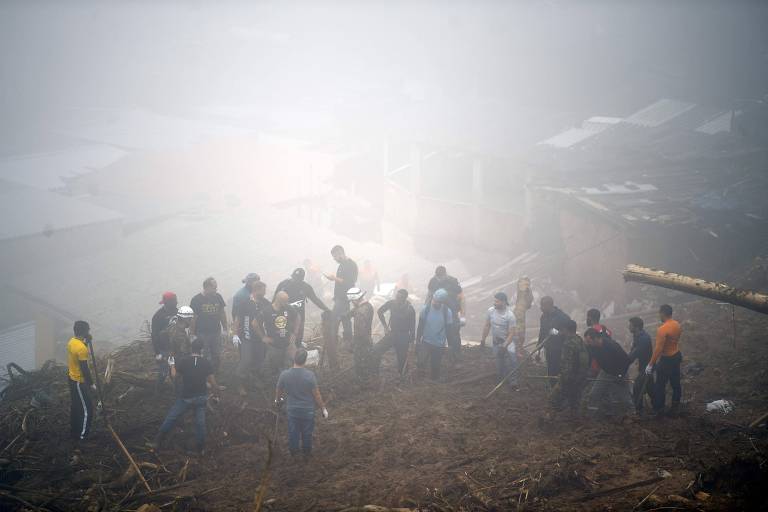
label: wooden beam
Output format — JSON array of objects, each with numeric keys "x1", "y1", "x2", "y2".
[{"x1": 623, "y1": 264, "x2": 768, "y2": 315}]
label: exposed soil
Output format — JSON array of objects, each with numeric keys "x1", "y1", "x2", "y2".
[{"x1": 1, "y1": 299, "x2": 767, "y2": 511}]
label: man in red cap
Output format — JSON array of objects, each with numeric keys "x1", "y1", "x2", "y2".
[{"x1": 152, "y1": 292, "x2": 178, "y2": 390}]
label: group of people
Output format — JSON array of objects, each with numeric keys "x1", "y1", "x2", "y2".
[
  {"x1": 65, "y1": 245, "x2": 682, "y2": 459},
  {"x1": 535, "y1": 297, "x2": 683, "y2": 417}
]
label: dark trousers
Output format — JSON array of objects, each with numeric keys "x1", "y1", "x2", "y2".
[
  {"x1": 447, "y1": 322, "x2": 461, "y2": 360},
  {"x1": 633, "y1": 372, "x2": 655, "y2": 412},
  {"x1": 374, "y1": 332, "x2": 410, "y2": 374},
  {"x1": 417, "y1": 342, "x2": 444, "y2": 380},
  {"x1": 545, "y1": 346, "x2": 562, "y2": 377},
  {"x1": 653, "y1": 351, "x2": 682, "y2": 411},
  {"x1": 332, "y1": 298, "x2": 352, "y2": 341},
  {"x1": 287, "y1": 412, "x2": 315, "y2": 455},
  {"x1": 198, "y1": 332, "x2": 222, "y2": 371},
  {"x1": 159, "y1": 395, "x2": 208, "y2": 450},
  {"x1": 69, "y1": 379, "x2": 93, "y2": 441}
]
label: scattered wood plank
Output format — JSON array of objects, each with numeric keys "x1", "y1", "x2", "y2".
[
  {"x1": 749, "y1": 410, "x2": 768, "y2": 429},
  {"x1": 580, "y1": 476, "x2": 665, "y2": 501}
]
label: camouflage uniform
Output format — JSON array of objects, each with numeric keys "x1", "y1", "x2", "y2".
[
  {"x1": 165, "y1": 318, "x2": 191, "y2": 357},
  {"x1": 550, "y1": 333, "x2": 589, "y2": 412},
  {"x1": 351, "y1": 301, "x2": 377, "y2": 383}
]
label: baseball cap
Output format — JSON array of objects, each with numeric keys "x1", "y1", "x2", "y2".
[
  {"x1": 159, "y1": 291, "x2": 177, "y2": 304},
  {"x1": 242, "y1": 273, "x2": 260, "y2": 284}
]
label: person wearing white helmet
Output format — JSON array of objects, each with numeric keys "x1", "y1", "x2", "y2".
[
  {"x1": 165, "y1": 305, "x2": 195, "y2": 358},
  {"x1": 416, "y1": 288, "x2": 454, "y2": 380},
  {"x1": 344, "y1": 287, "x2": 376, "y2": 382}
]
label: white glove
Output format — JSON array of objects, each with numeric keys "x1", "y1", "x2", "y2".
[
  {"x1": 155, "y1": 353, "x2": 163, "y2": 361},
  {"x1": 549, "y1": 328, "x2": 559, "y2": 336},
  {"x1": 645, "y1": 364, "x2": 653, "y2": 375},
  {"x1": 96, "y1": 400, "x2": 103, "y2": 412},
  {"x1": 168, "y1": 355, "x2": 176, "y2": 366},
  {"x1": 459, "y1": 316, "x2": 466, "y2": 327},
  {"x1": 322, "y1": 407, "x2": 329, "y2": 419},
  {"x1": 190, "y1": 334, "x2": 197, "y2": 343},
  {"x1": 232, "y1": 335, "x2": 241, "y2": 347}
]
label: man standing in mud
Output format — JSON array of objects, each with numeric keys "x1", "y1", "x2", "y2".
[
  {"x1": 234, "y1": 281, "x2": 271, "y2": 396},
  {"x1": 275, "y1": 267, "x2": 331, "y2": 348},
  {"x1": 627, "y1": 316, "x2": 654, "y2": 414},
  {"x1": 550, "y1": 320, "x2": 590, "y2": 415},
  {"x1": 152, "y1": 292, "x2": 178, "y2": 389},
  {"x1": 648, "y1": 304, "x2": 683, "y2": 415},
  {"x1": 344, "y1": 287, "x2": 376, "y2": 383},
  {"x1": 324, "y1": 245, "x2": 358, "y2": 346},
  {"x1": 190, "y1": 277, "x2": 228, "y2": 373},
  {"x1": 258, "y1": 291, "x2": 300, "y2": 384},
  {"x1": 375, "y1": 288, "x2": 416, "y2": 375},
  {"x1": 536, "y1": 296, "x2": 571, "y2": 381},
  {"x1": 426, "y1": 266, "x2": 465, "y2": 362},
  {"x1": 416, "y1": 289, "x2": 454, "y2": 380}
]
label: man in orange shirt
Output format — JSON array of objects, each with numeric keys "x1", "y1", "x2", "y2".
[{"x1": 646, "y1": 304, "x2": 682, "y2": 414}]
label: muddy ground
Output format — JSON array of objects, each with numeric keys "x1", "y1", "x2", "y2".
[{"x1": 1, "y1": 299, "x2": 767, "y2": 511}]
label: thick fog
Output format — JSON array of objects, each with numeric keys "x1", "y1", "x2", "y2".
[{"x1": 1, "y1": 1, "x2": 767, "y2": 355}]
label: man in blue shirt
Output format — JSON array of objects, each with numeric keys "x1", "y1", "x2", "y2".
[
  {"x1": 275, "y1": 349, "x2": 328, "y2": 458},
  {"x1": 416, "y1": 289, "x2": 454, "y2": 380}
]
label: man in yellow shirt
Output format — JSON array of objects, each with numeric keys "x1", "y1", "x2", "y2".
[
  {"x1": 645, "y1": 304, "x2": 683, "y2": 414},
  {"x1": 68, "y1": 321, "x2": 95, "y2": 441}
]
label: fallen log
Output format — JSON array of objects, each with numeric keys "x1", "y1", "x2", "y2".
[
  {"x1": 580, "y1": 476, "x2": 665, "y2": 501},
  {"x1": 623, "y1": 264, "x2": 768, "y2": 315}
]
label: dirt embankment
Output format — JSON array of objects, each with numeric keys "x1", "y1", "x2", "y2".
[{"x1": 1, "y1": 299, "x2": 767, "y2": 511}]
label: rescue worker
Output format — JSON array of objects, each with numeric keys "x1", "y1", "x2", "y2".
[
  {"x1": 426, "y1": 266, "x2": 465, "y2": 362},
  {"x1": 416, "y1": 289, "x2": 454, "y2": 380},
  {"x1": 626, "y1": 316, "x2": 654, "y2": 413},
  {"x1": 258, "y1": 290, "x2": 299, "y2": 383},
  {"x1": 166, "y1": 306, "x2": 195, "y2": 357},
  {"x1": 232, "y1": 273, "x2": 260, "y2": 328},
  {"x1": 344, "y1": 287, "x2": 376, "y2": 382},
  {"x1": 190, "y1": 277, "x2": 228, "y2": 372},
  {"x1": 479, "y1": 292, "x2": 521, "y2": 388},
  {"x1": 536, "y1": 296, "x2": 572, "y2": 380},
  {"x1": 275, "y1": 349, "x2": 329, "y2": 459},
  {"x1": 68, "y1": 320, "x2": 95, "y2": 442},
  {"x1": 275, "y1": 268, "x2": 331, "y2": 348},
  {"x1": 374, "y1": 289, "x2": 416, "y2": 375},
  {"x1": 359, "y1": 259, "x2": 380, "y2": 297},
  {"x1": 586, "y1": 308, "x2": 613, "y2": 339},
  {"x1": 234, "y1": 281, "x2": 271, "y2": 396},
  {"x1": 324, "y1": 245, "x2": 358, "y2": 346},
  {"x1": 550, "y1": 319, "x2": 590, "y2": 415},
  {"x1": 647, "y1": 304, "x2": 683, "y2": 415},
  {"x1": 584, "y1": 328, "x2": 633, "y2": 416},
  {"x1": 152, "y1": 338, "x2": 219, "y2": 455},
  {"x1": 152, "y1": 292, "x2": 178, "y2": 388}
]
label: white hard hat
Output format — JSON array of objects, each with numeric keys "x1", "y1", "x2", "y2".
[
  {"x1": 346, "y1": 287, "x2": 365, "y2": 302},
  {"x1": 177, "y1": 306, "x2": 194, "y2": 319}
]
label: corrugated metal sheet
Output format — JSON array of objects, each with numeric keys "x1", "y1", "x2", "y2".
[
  {"x1": 0, "y1": 145, "x2": 127, "y2": 191},
  {"x1": 0, "y1": 322, "x2": 35, "y2": 378},
  {"x1": 624, "y1": 98, "x2": 696, "y2": 128},
  {"x1": 696, "y1": 111, "x2": 736, "y2": 135},
  {"x1": 0, "y1": 180, "x2": 123, "y2": 241}
]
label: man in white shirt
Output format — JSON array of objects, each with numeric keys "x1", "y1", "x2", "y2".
[{"x1": 480, "y1": 292, "x2": 520, "y2": 388}]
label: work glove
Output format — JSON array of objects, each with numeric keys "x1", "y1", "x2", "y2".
[
  {"x1": 91, "y1": 384, "x2": 98, "y2": 392},
  {"x1": 168, "y1": 355, "x2": 176, "y2": 366},
  {"x1": 322, "y1": 407, "x2": 329, "y2": 419},
  {"x1": 232, "y1": 335, "x2": 241, "y2": 347},
  {"x1": 155, "y1": 353, "x2": 163, "y2": 361},
  {"x1": 459, "y1": 316, "x2": 466, "y2": 327},
  {"x1": 645, "y1": 364, "x2": 653, "y2": 375},
  {"x1": 96, "y1": 400, "x2": 103, "y2": 412},
  {"x1": 190, "y1": 334, "x2": 197, "y2": 344},
  {"x1": 549, "y1": 328, "x2": 559, "y2": 336}
]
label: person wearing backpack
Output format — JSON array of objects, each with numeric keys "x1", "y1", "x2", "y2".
[
  {"x1": 416, "y1": 288, "x2": 454, "y2": 380},
  {"x1": 550, "y1": 319, "x2": 590, "y2": 415}
]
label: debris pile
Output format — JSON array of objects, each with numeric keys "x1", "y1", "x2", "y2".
[{"x1": 0, "y1": 299, "x2": 767, "y2": 511}]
